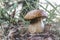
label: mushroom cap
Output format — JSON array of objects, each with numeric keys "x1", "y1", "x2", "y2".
[{"x1": 24, "y1": 9, "x2": 48, "y2": 20}]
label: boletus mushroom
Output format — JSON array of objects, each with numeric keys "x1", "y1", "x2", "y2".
[{"x1": 24, "y1": 9, "x2": 48, "y2": 34}]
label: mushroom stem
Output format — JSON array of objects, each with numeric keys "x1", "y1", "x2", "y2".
[{"x1": 28, "y1": 18, "x2": 44, "y2": 34}]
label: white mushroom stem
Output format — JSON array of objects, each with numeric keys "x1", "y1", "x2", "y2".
[{"x1": 28, "y1": 18, "x2": 45, "y2": 34}]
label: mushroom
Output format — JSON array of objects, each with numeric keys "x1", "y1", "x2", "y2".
[
  {"x1": 24, "y1": 9, "x2": 48, "y2": 34},
  {"x1": 44, "y1": 24, "x2": 52, "y2": 33}
]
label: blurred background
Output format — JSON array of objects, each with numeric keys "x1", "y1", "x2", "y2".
[{"x1": 0, "y1": 0, "x2": 60, "y2": 40}]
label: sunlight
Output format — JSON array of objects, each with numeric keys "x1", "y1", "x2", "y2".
[{"x1": 40, "y1": 0, "x2": 60, "y2": 5}]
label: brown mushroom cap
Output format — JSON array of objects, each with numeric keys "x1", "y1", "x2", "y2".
[{"x1": 24, "y1": 9, "x2": 48, "y2": 20}]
